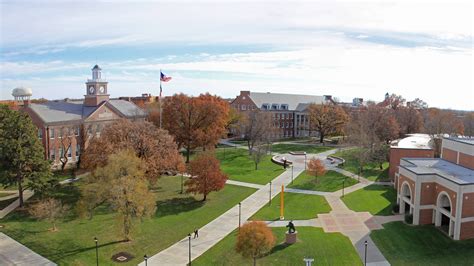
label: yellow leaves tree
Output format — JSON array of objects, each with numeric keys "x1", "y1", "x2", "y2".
[
  {"x1": 29, "y1": 198, "x2": 69, "y2": 232},
  {"x1": 78, "y1": 149, "x2": 156, "y2": 241},
  {"x1": 308, "y1": 104, "x2": 349, "y2": 143},
  {"x1": 236, "y1": 221, "x2": 276, "y2": 266}
]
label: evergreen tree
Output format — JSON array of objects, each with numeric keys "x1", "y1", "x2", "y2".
[{"x1": 0, "y1": 105, "x2": 52, "y2": 206}]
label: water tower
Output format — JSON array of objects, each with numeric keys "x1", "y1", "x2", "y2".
[{"x1": 12, "y1": 87, "x2": 33, "y2": 105}]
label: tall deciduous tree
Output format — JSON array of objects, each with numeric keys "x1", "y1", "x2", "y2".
[
  {"x1": 236, "y1": 221, "x2": 276, "y2": 266},
  {"x1": 306, "y1": 158, "x2": 326, "y2": 183},
  {"x1": 240, "y1": 111, "x2": 274, "y2": 154},
  {"x1": 185, "y1": 152, "x2": 227, "y2": 201},
  {"x1": 162, "y1": 93, "x2": 230, "y2": 163},
  {"x1": 422, "y1": 108, "x2": 464, "y2": 156},
  {"x1": 0, "y1": 106, "x2": 52, "y2": 206},
  {"x1": 81, "y1": 119, "x2": 184, "y2": 181},
  {"x1": 307, "y1": 104, "x2": 349, "y2": 143},
  {"x1": 78, "y1": 150, "x2": 156, "y2": 241},
  {"x1": 29, "y1": 198, "x2": 68, "y2": 231},
  {"x1": 58, "y1": 126, "x2": 73, "y2": 172},
  {"x1": 463, "y1": 112, "x2": 474, "y2": 137},
  {"x1": 395, "y1": 106, "x2": 424, "y2": 136}
]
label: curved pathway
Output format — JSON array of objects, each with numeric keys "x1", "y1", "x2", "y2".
[{"x1": 142, "y1": 143, "x2": 397, "y2": 265}]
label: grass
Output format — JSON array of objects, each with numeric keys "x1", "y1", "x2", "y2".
[
  {"x1": 288, "y1": 170, "x2": 358, "y2": 192},
  {"x1": 341, "y1": 185, "x2": 396, "y2": 216},
  {"x1": 371, "y1": 221, "x2": 474, "y2": 265},
  {"x1": 332, "y1": 148, "x2": 389, "y2": 181},
  {"x1": 270, "y1": 144, "x2": 333, "y2": 154},
  {"x1": 250, "y1": 192, "x2": 331, "y2": 221},
  {"x1": 215, "y1": 148, "x2": 284, "y2": 185},
  {"x1": 194, "y1": 227, "x2": 362, "y2": 265},
  {"x1": 0, "y1": 175, "x2": 256, "y2": 265},
  {"x1": 0, "y1": 192, "x2": 15, "y2": 198}
]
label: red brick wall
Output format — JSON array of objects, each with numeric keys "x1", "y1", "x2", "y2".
[
  {"x1": 419, "y1": 209, "x2": 434, "y2": 225},
  {"x1": 389, "y1": 148, "x2": 434, "y2": 181},
  {"x1": 459, "y1": 152, "x2": 474, "y2": 170},
  {"x1": 460, "y1": 221, "x2": 474, "y2": 240},
  {"x1": 230, "y1": 91, "x2": 258, "y2": 111},
  {"x1": 462, "y1": 192, "x2": 474, "y2": 218},
  {"x1": 420, "y1": 182, "x2": 436, "y2": 205},
  {"x1": 442, "y1": 148, "x2": 458, "y2": 164}
]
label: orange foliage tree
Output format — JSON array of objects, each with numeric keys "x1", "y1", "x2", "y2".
[
  {"x1": 307, "y1": 158, "x2": 326, "y2": 183},
  {"x1": 308, "y1": 103, "x2": 349, "y2": 143},
  {"x1": 81, "y1": 119, "x2": 184, "y2": 182},
  {"x1": 162, "y1": 93, "x2": 230, "y2": 163},
  {"x1": 236, "y1": 221, "x2": 276, "y2": 266},
  {"x1": 185, "y1": 152, "x2": 228, "y2": 201}
]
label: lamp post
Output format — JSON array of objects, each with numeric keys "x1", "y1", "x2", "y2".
[
  {"x1": 291, "y1": 165, "x2": 294, "y2": 184},
  {"x1": 304, "y1": 152, "x2": 307, "y2": 170},
  {"x1": 238, "y1": 202, "x2": 242, "y2": 230},
  {"x1": 364, "y1": 240, "x2": 368, "y2": 266},
  {"x1": 269, "y1": 181, "x2": 272, "y2": 206},
  {"x1": 188, "y1": 233, "x2": 192, "y2": 266},
  {"x1": 144, "y1": 255, "x2": 148, "y2": 266},
  {"x1": 94, "y1": 237, "x2": 98, "y2": 266}
]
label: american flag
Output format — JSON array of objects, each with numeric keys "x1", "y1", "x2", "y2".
[{"x1": 160, "y1": 71, "x2": 172, "y2": 82}]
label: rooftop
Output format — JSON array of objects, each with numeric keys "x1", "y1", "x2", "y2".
[
  {"x1": 392, "y1": 133, "x2": 432, "y2": 149},
  {"x1": 249, "y1": 92, "x2": 326, "y2": 110},
  {"x1": 446, "y1": 137, "x2": 474, "y2": 146},
  {"x1": 401, "y1": 157, "x2": 474, "y2": 185}
]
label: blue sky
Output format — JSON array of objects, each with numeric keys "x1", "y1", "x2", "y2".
[{"x1": 1, "y1": 0, "x2": 473, "y2": 110}]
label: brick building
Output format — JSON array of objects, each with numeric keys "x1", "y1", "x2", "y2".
[
  {"x1": 230, "y1": 91, "x2": 332, "y2": 139},
  {"x1": 396, "y1": 138, "x2": 474, "y2": 240},
  {"x1": 19, "y1": 65, "x2": 146, "y2": 169},
  {"x1": 389, "y1": 134, "x2": 435, "y2": 182}
]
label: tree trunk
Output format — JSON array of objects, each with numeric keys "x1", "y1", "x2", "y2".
[
  {"x1": 253, "y1": 257, "x2": 256, "y2": 266},
  {"x1": 202, "y1": 193, "x2": 207, "y2": 201},
  {"x1": 18, "y1": 179, "x2": 24, "y2": 207},
  {"x1": 186, "y1": 146, "x2": 191, "y2": 163},
  {"x1": 319, "y1": 132, "x2": 324, "y2": 143},
  {"x1": 255, "y1": 162, "x2": 258, "y2": 170},
  {"x1": 52, "y1": 221, "x2": 57, "y2": 231}
]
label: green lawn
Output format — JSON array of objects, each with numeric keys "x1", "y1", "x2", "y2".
[
  {"x1": 0, "y1": 192, "x2": 15, "y2": 197},
  {"x1": 371, "y1": 222, "x2": 474, "y2": 266},
  {"x1": 215, "y1": 148, "x2": 284, "y2": 185},
  {"x1": 341, "y1": 185, "x2": 396, "y2": 216},
  {"x1": 332, "y1": 148, "x2": 389, "y2": 181},
  {"x1": 194, "y1": 227, "x2": 362, "y2": 265},
  {"x1": 270, "y1": 144, "x2": 333, "y2": 154},
  {"x1": 288, "y1": 170, "x2": 358, "y2": 192},
  {"x1": 251, "y1": 192, "x2": 331, "y2": 221},
  {"x1": 0, "y1": 175, "x2": 256, "y2": 265}
]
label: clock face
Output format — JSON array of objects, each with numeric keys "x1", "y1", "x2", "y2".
[
  {"x1": 89, "y1": 86, "x2": 95, "y2": 94},
  {"x1": 99, "y1": 86, "x2": 105, "y2": 94}
]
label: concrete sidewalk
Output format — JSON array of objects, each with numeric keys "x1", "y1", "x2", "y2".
[{"x1": 0, "y1": 233, "x2": 56, "y2": 266}]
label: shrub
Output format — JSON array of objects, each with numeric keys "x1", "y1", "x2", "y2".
[
  {"x1": 404, "y1": 213, "x2": 413, "y2": 224},
  {"x1": 392, "y1": 204, "x2": 399, "y2": 213}
]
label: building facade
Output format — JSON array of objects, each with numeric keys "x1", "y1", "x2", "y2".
[
  {"x1": 230, "y1": 91, "x2": 332, "y2": 139},
  {"x1": 395, "y1": 138, "x2": 474, "y2": 240},
  {"x1": 20, "y1": 65, "x2": 146, "y2": 169}
]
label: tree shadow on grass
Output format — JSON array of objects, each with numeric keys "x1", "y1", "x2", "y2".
[
  {"x1": 50, "y1": 238, "x2": 129, "y2": 261},
  {"x1": 269, "y1": 242, "x2": 292, "y2": 255},
  {"x1": 361, "y1": 185, "x2": 397, "y2": 216},
  {"x1": 155, "y1": 197, "x2": 204, "y2": 217}
]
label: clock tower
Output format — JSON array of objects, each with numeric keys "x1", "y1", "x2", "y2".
[{"x1": 84, "y1": 65, "x2": 110, "y2": 107}]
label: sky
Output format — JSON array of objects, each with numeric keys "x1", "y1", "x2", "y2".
[{"x1": 1, "y1": 0, "x2": 473, "y2": 110}]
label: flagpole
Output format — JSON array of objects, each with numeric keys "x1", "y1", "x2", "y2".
[{"x1": 159, "y1": 69, "x2": 162, "y2": 129}]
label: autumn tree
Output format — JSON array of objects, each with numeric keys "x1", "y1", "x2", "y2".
[
  {"x1": 185, "y1": 152, "x2": 228, "y2": 201},
  {"x1": 395, "y1": 106, "x2": 424, "y2": 136},
  {"x1": 81, "y1": 119, "x2": 184, "y2": 182},
  {"x1": 306, "y1": 158, "x2": 327, "y2": 183},
  {"x1": 422, "y1": 108, "x2": 464, "y2": 156},
  {"x1": 307, "y1": 103, "x2": 349, "y2": 143},
  {"x1": 162, "y1": 93, "x2": 230, "y2": 163},
  {"x1": 0, "y1": 106, "x2": 53, "y2": 206},
  {"x1": 57, "y1": 126, "x2": 73, "y2": 172},
  {"x1": 380, "y1": 93, "x2": 406, "y2": 110},
  {"x1": 29, "y1": 198, "x2": 68, "y2": 231},
  {"x1": 463, "y1": 112, "x2": 474, "y2": 137},
  {"x1": 236, "y1": 221, "x2": 276, "y2": 266},
  {"x1": 78, "y1": 150, "x2": 156, "y2": 241},
  {"x1": 240, "y1": 111, "x2": 274, "y2": 154},
  {"x1": 408, "y1": 98, "x2": 428, "y2": 109}
]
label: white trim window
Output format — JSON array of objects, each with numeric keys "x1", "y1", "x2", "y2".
[{"x1": 49, "y1": 128, "x2": 55, "y2": 139}]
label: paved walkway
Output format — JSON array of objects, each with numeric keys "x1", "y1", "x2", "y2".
[
  {"x1": 0, "y1": 190, "x2": 34, "y2": 219},
  {"x1": 0, "y1": 233, "x2": 56, "y2": 266},
  {"x1": 225, "y1": 180, "x2": 264, "y2": 189}
]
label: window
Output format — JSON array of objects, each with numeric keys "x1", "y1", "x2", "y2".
[
  {"x1": 76, "y1": 144, "x2": 80, "y2": 157},
  {"x1": 281, "y1": 104, "x2": 288, "y2": 110},
  {"x1": 49, "y1": 128, "x2": 55, "y2": 139},
  {"x1": 87, "y1": 126, "x2": 92, "y2": 136},
  {"x1": 241, "y1": 105, "x2": 246, "y2": 110},
  {"x1": 271, "y1": 104, "x2": 279, "y2": 110},
  {"x1": 58, "y1": 128, "x2": 63, "y2": 138},
  {"x1": 59, "y1": 147, "x2": 64, "y2": 158},
  {"x1": 38, "y1": 128, "x2": 43, "y2": 139},
  {"x1": 50, "y1": 149, "x2": 55, "y2": 160},
  {"x1": 74, "y1": 126, "x2": 80, "y2": 136},
  {"x1": 286, "y1": 122, "x2": 289, "y2": 128},
  {"x1": 262, "y1": 103, "x2": 270, "y2": 110},
  {"x1": 67, "y1": 148, "x2": 72, "y2": 159},
  {"x1": 289, "y1": 113, "x2": 293, "y2": 119}
]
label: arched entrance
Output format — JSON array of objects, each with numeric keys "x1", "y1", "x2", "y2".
[
  {"x1": 435, "y1": 192, "x2": 454, "y2": 237},
  {"x1": 400, "y1": 182, "x2": 413, "y2": 214}
]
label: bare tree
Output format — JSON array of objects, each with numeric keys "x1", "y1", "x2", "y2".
[
  {"x1": 58, "y1": 127, "x2": 72, "y2": 172},
  {"x1": 241, "y1": 111, "x2": 274, "y2": 155},
  {"x1": 251, "y1": 141, "x2": 268, "y2": 170}
]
